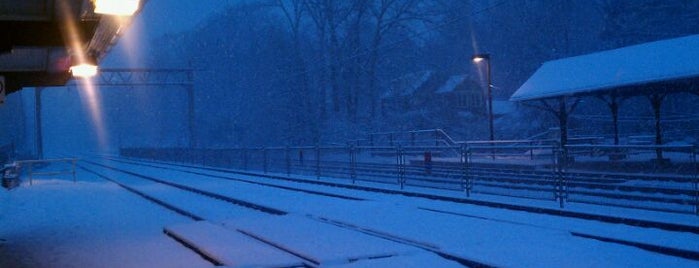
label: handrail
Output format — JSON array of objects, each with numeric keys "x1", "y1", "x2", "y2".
[
  {"x1": 121, "y1": 144, "x2": 699, "y2": 215},
  {"x1": 17, "y1": 158, "x2": 78, "y2": 185}
]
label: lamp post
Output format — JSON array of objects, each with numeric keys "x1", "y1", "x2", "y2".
[{"x1": 472, "y1": 53, "x2": 494, "y2": 142}]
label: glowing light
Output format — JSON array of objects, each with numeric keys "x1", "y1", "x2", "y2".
[
  {"x1": 70, "y1": 64, "x2": 99, "y2": 78},
  {"x1": 94, "y1": 0, "x2": 140, "y2": 16},
  {"x1": 472, "y1": 53, "x2": 490, "y2": 63},
  {"x1": 77, "y1": 78, "x2": 109, "y2": 151},
  {"x1": 58, "y1": 0, "x2": 109, "y2": 151}
]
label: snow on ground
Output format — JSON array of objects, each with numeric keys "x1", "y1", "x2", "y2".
[
  {"x1": 0, "y1": 179, "x2": 211, "y2": 268},
  {"x1": 99, "y1": 158, "x2": 699, "y2": 266},
  {"x1": 1, "y1": 157, "x2": 699, "y2": 267}
]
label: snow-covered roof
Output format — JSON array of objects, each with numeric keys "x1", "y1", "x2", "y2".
[
  {"x1": 511, "y1": 34, "x2": 699, "y2": 101},
  {"x1": 435, "y1": 75, "x2": 468, "y2": 94},
  {"x1": 383, "y1": 70, "x2": 433, "y2": 98}
]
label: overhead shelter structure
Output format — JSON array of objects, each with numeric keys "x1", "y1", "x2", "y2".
[
  {"x1": 510, "y1": 34, "x2": 699, "y2": 160},
  {"x1": 0, "y1": 0, "x2": 147, "y2": 95}
]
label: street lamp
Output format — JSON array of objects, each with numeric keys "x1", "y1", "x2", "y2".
[{"x1": 472, "y1": 53, "x2": 494, "y2": 142}]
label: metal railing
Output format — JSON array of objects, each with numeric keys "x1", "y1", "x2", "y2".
[
  {"x1": 121, "y1": 143, "x2": 699, "y2": 215},
  {"x1": 358, "y1": 129, "x2": 460, "y2": 147},
  {"x1": 17, "y1": 158, "x2": 78, "y2": 185}
]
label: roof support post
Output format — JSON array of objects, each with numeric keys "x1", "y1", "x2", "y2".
[
  {"x1": 596, "y1": 93, "x2": 625, "y2": 145},
  {"x1": 558, "y1": 97, "x2": 568, "y2": 150},
  {"x1": 611, "y1": 98, "x2": 620, "y2": 145},
  {"x1": 529, "y1": 97, "x2": 580, "y2": 162}
]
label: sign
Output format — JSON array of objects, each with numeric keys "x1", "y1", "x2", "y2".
[{"x1": 0, "y1": 76, "x2": 4, "y2": 104}]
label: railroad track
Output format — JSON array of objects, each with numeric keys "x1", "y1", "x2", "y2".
[
  {"x1": 120, "y1": 155, "x2": 698, "y2": 214},
  {"x1": 78, "y1": 157, "x2": 699, "y2": 263},
  {"x1": 95, "y1": 156, "x2": 699, "y2": 234},
  {"x1": 78, "y1": 159, "x2": 494, "y2": 267}
]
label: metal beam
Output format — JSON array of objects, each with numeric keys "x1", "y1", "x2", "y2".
[
  {"x1": 88, "y1": 68, "x2": 194, "y2": 87},
  {"x1": 67, "y1": 68, "x2": 197, "y2": 148}
]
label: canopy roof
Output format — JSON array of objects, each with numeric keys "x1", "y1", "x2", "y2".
[
  {"x1": 511, "y1": 34, "x2": 699, "y2": 101},
  {"x1": 0, "y1": 0, "x2": 146, "y2": 94}
]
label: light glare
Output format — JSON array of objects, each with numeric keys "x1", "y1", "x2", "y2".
[
  {"x1": 70, "y1": 64, "x2": 99, "y2": 78},
  {"x1": 473, "y1": 57, "x2": 485, "y2": 63},
  {"x1": 94, "y1": 0, "x2": 140, "y2": 16}
]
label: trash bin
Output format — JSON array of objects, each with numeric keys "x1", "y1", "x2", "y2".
[{"x1": 2, "y1": 163, "x2": 20, "y2": 190}]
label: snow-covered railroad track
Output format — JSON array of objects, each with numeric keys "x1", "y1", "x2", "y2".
[
  {"x1": 79, "y1": 159, "x2": 699, "y2": 263},
  {"x1": 176, "y1": 156, "x2": 698, "y2": 214},
  {"x1": 102, "y1": 155, "x2": 699, "y2": 235},
  {"x1": 77, "y1": 160, "x2": 492, "y2": 267}
]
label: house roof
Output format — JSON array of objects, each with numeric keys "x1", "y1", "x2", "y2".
[
  {"x1": 383, "y1": 70, "x2": 433, "y2": 98},
  {"x1": 510, "y1": 34, "x2": 699, "y2": 102},
  {"x1": 435, "y1": 75, "x2": 467, "y2": 94}
]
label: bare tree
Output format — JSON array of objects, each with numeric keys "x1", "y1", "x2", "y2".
[
  {"x1": 365, "y1": 0, "x2": 430, "y2": 118},
  {"x1": 305, "y1": 0, "x2": 355, "y2": 118}
]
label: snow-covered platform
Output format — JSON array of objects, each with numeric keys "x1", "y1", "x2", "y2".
[{"x1": 0, "y1": 180, "x2": 212, "y2": 268}]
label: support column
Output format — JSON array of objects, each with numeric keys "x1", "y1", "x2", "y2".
[
  {"x1": 187, "y1": 84, "x2": 195, "y2": 148},
  {"x1": 186, "y1": 68, "x2": 196, "y2": 149},
  {"x1": 34, "y1": 87, "x2": 43, "y2": 159},
  {"x1": 558, "y1": 97, "x2": 568, "y2": 150},
  {"x1": 610, "y1": 97, "x2": 620, "y2": 145}
]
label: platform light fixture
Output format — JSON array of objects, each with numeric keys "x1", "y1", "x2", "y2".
[
  {"x1": 94, "y1": 0, "x2": 141, "y2": 16},
  {"x1": 70, "y1": 64, "x2": 99, "y2": 78},
  {"x1": 472, "y1": 54, "x2": 488, "y2": 63}
]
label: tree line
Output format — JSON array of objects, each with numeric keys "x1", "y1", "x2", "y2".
[{"x1": 145, "y1": 0, "x2": 699, "y2": 147}]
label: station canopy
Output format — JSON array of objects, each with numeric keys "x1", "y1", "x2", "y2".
[
  {"x1": 510, "y1": 34, "x2": 699, "y2": 102},
  {"x1": 0, "y1": 0, "x2": 145, "y2": 94}
]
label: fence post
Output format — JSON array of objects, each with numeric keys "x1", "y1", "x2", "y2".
[
  {"x1": 349, "y1": 145, "x2": 357, "y2": 184},
  {"x1": 263, "y1": 148, "x2": 268, "y2": 174},
  {"x1": 435, "y1": 129, "x2": 439, "y2": 146},
  {"x1": 285, "y1": 146, "x2": 291, "y2": 176},
  {"x1": 315, "y1": 144, "x2": 321, "y2": 180},
  {"x1": 693, "y1": 146, "x2": 698, "y2": 215},
  {"x1": 461, "y1": 144, "x2": 472, "y2": 197},
  {"x1": 28, "y1": 163, "x2": 33, "y2": 186},
  {"x1": 71, "y1": 159, "x2": 77, "y2": 183},
  {"x1": 554, "y1": 146, "x2": 567, "y2": 208},
  {"x1": 243, "y1": 148, "x2": 249, "y2": 170},
  {"x1": 397, "y1": 145, "x2": 405, "y2": 189}
]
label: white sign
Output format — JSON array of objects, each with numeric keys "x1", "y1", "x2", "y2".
[{"x1": 0, "y1": 76, "x2": 5, "y2": 105}]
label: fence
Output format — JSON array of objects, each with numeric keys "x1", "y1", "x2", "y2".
[
  {"x1": 17, "y1": 158, "x2": 78, "y2": 185},
  {"x1": 120, "y1": 144, "x2": 699, "y2": 215}
]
